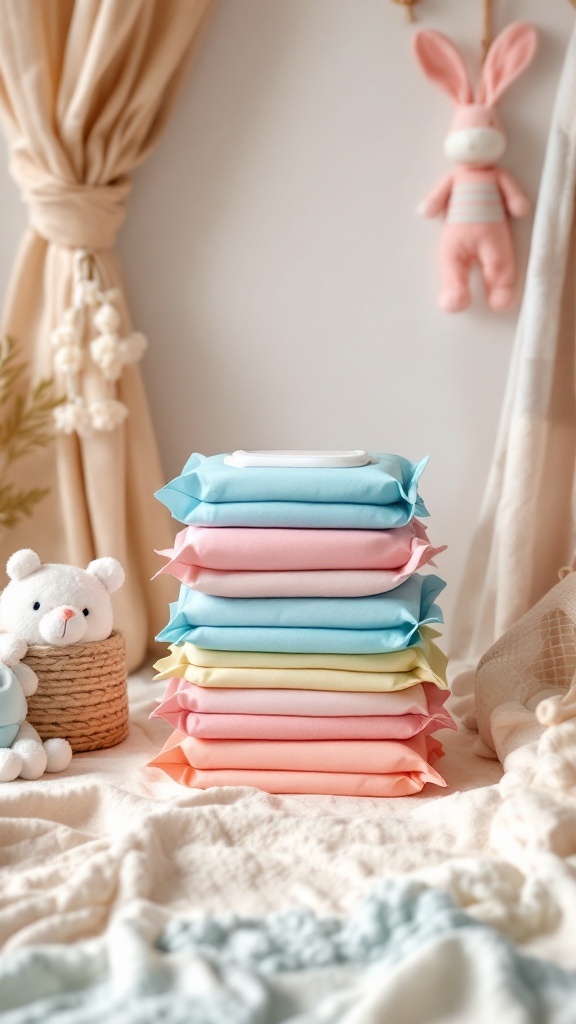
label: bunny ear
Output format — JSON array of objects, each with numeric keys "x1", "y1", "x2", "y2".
[
  {"x1": 478, "y1": 22, "x2": 538, "y2": 106},
  {"x1": 412, "y1": 30, "x2": 473, "y2": 105}
]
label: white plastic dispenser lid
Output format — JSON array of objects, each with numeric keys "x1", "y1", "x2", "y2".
[{"x1": 224, "y1": 450, "x2": 372, "y2": 469}]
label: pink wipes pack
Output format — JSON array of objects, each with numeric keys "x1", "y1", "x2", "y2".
[
  {"x1": 155, "y1": 541, "x2": 443, "y2": 598},
  {"x1": 152, "y1": 708, "x2": 453, "y2": 741},
  {"x1": 155, "y1": 521, "x2": 433, "y2": 574},
  {"x1": 152, "y1": 678, "x2": 454, "y2": 740}
]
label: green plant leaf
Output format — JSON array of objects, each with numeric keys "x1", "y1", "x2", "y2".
[
  {"x1": 0, "y1": 483, "x2": 50, "y2": 531},
  {"x1": 0, "y1": 336, "x2": 62, "y2": 535}
]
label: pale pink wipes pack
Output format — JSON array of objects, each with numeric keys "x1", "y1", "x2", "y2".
[
  {"x1": 152, "y1": 678, "x2": 454, "y2": 739},
  {"x1": 156, "y1": 543, "x2": 441, "y2": 597},
  {"x1": 154, "y1": 677, "x2": 443, "y2": 716}
]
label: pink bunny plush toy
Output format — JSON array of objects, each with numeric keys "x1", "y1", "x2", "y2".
[{"x1": 413, "y1": 22, "x2": 537, "y2": 313}]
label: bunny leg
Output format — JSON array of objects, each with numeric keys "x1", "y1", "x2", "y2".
[
  {"x1": 478, "y1": 225, "x2": 516, "y2": 312},
  {"x1": 439, "y1": 227, "x2": 473, "y2": 312}
]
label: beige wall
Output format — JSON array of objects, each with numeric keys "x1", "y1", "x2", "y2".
[{"x1": 0, "y1": 0, "x2": 573, "y2": 629}]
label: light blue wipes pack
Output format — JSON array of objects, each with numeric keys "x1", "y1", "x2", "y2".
[
  {"x1": 156, "y1": 574, "x2": 445, "y2": 654},
  {"x1": 155, "y1": 452, "x2": 429, "y2": 529}
]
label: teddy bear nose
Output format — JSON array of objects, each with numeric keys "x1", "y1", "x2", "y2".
[{"x1": 61, "y1": 608, "x2": 76, "y2": 621}]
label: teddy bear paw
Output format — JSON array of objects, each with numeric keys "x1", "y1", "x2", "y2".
[
  {"x1": 43, "y1": 738, "x2": 73, "y2": 773},
  {"x1": 12, "y1": 663, "x2": 38, "y2": 697},
  {"x1": 0, "y1": 748, "x2": 23, "y2": 783},
  {"x1": 0, "y1": 635, "x2": 27, "y2": 667}
]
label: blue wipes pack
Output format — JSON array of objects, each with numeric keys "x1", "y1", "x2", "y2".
[
  {"x1": 156, "y1": 574, "x2": 445, "y2": 655},
  {"x1": 155, "y1": 452, "x2": 429, "y2": 529}
]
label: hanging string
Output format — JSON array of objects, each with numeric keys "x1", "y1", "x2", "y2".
[
  {"x1": 390, "y1": 0, "x2": 419, "y2": 24},
  {"x1": 391, "y1": 0, "x2": 574, "y2": 41},
  {"x1": 481, "y1": 0, "x2": 494, "y2": 62}
]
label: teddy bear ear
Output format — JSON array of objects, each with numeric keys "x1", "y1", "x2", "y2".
[
  {"x1": 86, "y1": 557, "x2": 125, "y2": 594},
  {"x1": 6, "y1": 549, "x2": 42, "y2": 581}
]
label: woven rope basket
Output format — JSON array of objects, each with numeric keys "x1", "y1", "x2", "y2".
[{"x1": 24, "y1": 630, "x2": 128, "y2": 752}]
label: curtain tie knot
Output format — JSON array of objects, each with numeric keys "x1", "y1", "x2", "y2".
[{"x1": 22, "y1": 176, "x2": 131, "y2": 250}]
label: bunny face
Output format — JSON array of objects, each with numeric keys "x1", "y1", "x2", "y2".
[
  {"x1": 444, "y1": 128, "x2": 505, "y2": 167},
  {"x1": 413, "y1": 23, "x2": 537, "y2": 168},
  {"x1": 445, "y1": 105, "x2": 506, "y2": 167}
]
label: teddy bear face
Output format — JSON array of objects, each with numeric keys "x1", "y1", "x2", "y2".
[{"x1": 0, "y1": 551, "x2": 125, "y2": 649}]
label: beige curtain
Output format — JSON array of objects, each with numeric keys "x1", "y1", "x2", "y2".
[
  {"x1": 0, "y1": 0, "x2": 215, "y2": 671},
  {"x1": 450, "y1": 24, "x2": 576, "y2": 717}
]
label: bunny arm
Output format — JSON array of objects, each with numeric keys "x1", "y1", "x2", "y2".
[
  {"x1": 419, "y1": 172, "x2": 455, "y2": 218},
  {"x1": 495, "y1": 168, "x2": 531, "y2": 218}
]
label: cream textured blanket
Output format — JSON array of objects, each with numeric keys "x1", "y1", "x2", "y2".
[{"x1": 2, "y1": 672, "x2": 576, "y2": 979}]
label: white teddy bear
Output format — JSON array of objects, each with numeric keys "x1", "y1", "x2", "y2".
[{"x1": 0, "y1": 549, "x2": 125, "y2": 782}]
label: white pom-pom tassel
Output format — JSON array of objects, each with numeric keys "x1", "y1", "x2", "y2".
[
  {"x1": 90, "y1": 399, "x2": 128, "y2": 431},
  {"x1": 48, "y1": 252, "x2": 149, "y2": 438},
  {"x1": 50, "y1": 324, "x2": 80, "y2": 350},
  {"x1": 54, "y1": 344, "x2": 84, "y2": 376},
  {"x1": 54, "y1": 400, "x2": 93, "y2": 437},
  {"x1": 120, "y1": 331, "x2": 147, "y2": 365},
  {"x1": 101, "y1": 361, "x2": 124, "y2": 383},
  {"x1": 93, "y1": 303, "x2": 121, "y2": 334},
  {"x1": 90, "y1": 334, "x2": 118, "y2": 360},
  {"x1": 90, "y1": 335, "x2": 124, "y2": 382}
]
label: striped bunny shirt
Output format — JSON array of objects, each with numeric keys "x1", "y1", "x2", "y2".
[{"x1": 447, "y1": 178, "x2": 505, "y2": 224}]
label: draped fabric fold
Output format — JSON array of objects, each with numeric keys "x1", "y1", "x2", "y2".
[
  {"x1": 450, "y1": 25, "x2": 576, "y2": 714},
  {"x1": 0, "y1": 0, "x2": 215, "y2": 670}
]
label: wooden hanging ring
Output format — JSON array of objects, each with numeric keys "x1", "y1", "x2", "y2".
[
  {"x1": 391, "y1": 0, "x2": 419, "y2": 24},
  {"x1": 482, "y1": 0, "x2": 494, "y2": 62}
]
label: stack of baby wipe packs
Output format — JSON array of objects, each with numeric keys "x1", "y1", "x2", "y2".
[{"x1": 149, "y1": 450, "x2": 453, "y2": 797}]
